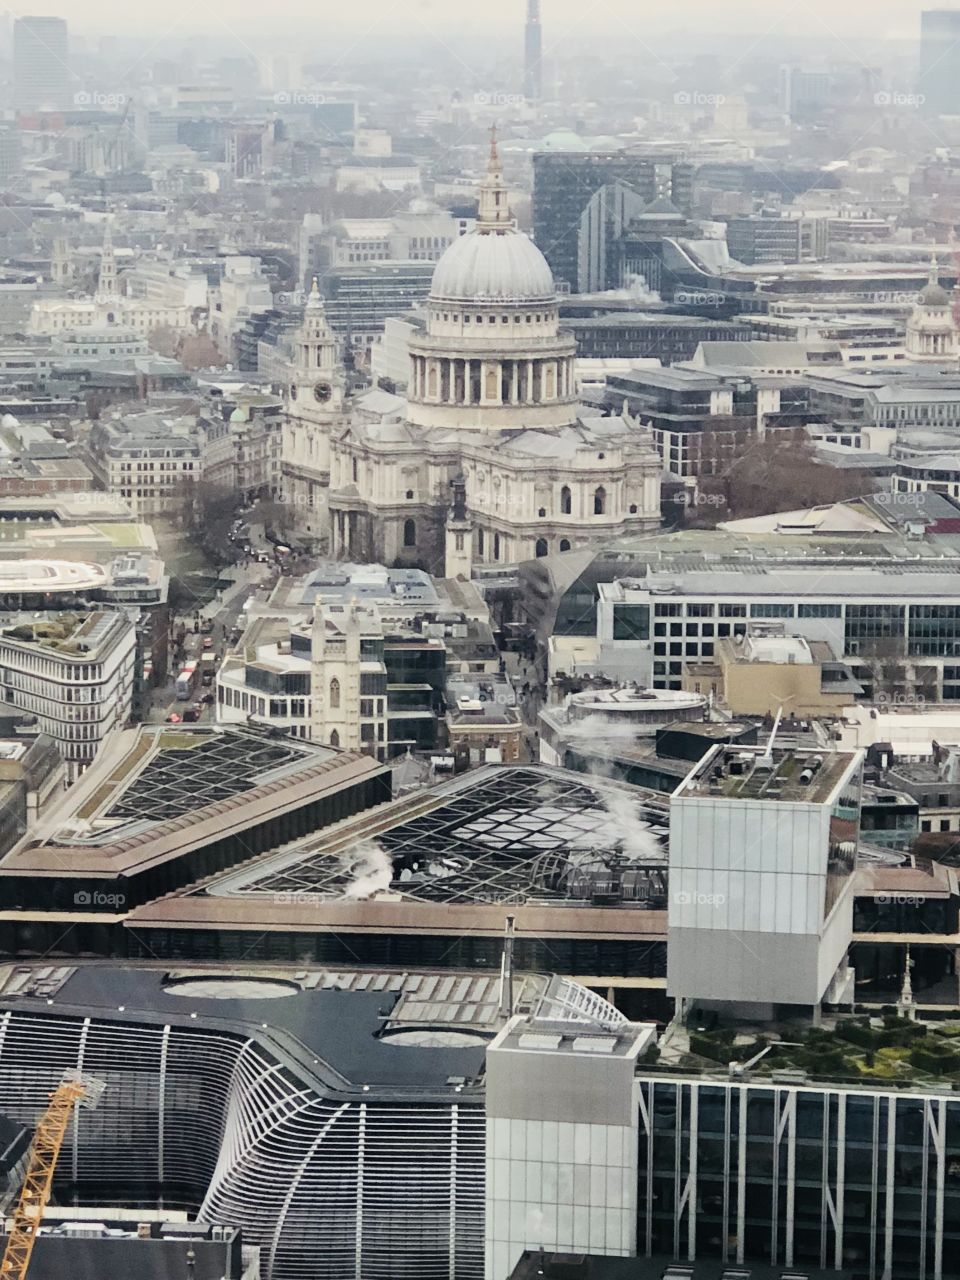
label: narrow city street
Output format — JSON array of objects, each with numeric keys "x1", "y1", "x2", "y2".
[{"x1": 146, "y1": 561, "x2": 276, "y2": 726}]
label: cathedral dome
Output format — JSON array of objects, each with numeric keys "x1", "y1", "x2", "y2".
[
  {"x1": 429, "y1": 228, "x2": 555, "y2": 304},
  {"x1": 918, "y1": 258, "x2": 949, "y2": 308},
  {"x1": 920, "y1": 279, "x2": 949, "y2": 307}
]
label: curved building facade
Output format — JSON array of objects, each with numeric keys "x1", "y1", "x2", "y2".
[{"x1": 0, "y1": 965, "x2": 616, "y2": 1280}]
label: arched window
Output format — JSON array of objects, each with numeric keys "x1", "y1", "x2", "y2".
[
  {"x1": 403, "y1": 518, "x2": 416, "y2": 547},
  {"x1": 330, "y1": 729, "x2": 340, "y2": 747},
  {"x1": 352, "y1": 457, "x2": 358, "y2": 483},
  {"x1": 535, "y1": 538, "x2": 548, "y2": 558},
  {"x1": 493, "y1": 533, "x2": 501, "y2": 561},
  {"x1": 329, "y1": 678, "x2": 341, "y2": 709},
  {"x1": 477, "y1": 528, "x2": 485, "y2": 557},
  {"x1": 594, "y1": 486, "x2": 606, "y2": 515},
  {"x1": 560, "y1": 485, "x2": 572, "y2": 515},
  {"x1": 629, "y1": 503, "x2": 638, "y2": 514},
  {"x1": 405, "y1": 489, "x2": 414, "y2": 500},
  {"x1": 538, "y1": 507, "x2": 546, "y2": 518},
  {"x1": 559, "y1": 538, "x2": 571, "y2": 552}
]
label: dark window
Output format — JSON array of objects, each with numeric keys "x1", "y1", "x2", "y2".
[
  {"x1": 612, "y1": 604, "x2": 650, "y2": 641},
  {"x1": 535, "y1": 538, "x2": 548, "y2": 558},
  {"x1": 560, "y1": 485, "x2": 572, "y2": 514},
  {"x1": 403, "y1": 518, "x2": 416, "y2": 547}
]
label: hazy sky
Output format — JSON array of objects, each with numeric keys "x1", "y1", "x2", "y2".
[{"x1": 9, "y1": 0, "x2": 938, "y2": 45}]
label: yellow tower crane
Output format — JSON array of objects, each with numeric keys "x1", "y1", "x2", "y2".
[{"x1": 0, "y1": 1070, "x2": 105, "y2": 1280}]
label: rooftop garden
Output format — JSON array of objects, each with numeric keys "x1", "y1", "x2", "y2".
[
  {"x1": 5, "y1": 613, "x2": 83, "y2": 649},
  {"x1": 664, "y1": 1009, "x2": 960, "y2": 1088}
]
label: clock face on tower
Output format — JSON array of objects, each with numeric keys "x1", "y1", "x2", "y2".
[{"x1": 314, "y1": 381, "x2": 333, "y2": 403}]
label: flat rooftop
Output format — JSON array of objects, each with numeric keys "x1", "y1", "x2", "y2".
[
  {"x1": 0, "y1": 962, "x2": 624, "y2": 1100},
  {"x1": 0, "y1": 559, "x2": 108, "y2": 593},
  {"x1": 675, "y1": 744, "x2": 858, "y2": 805}
]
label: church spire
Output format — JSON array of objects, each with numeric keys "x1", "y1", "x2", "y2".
[
  {"x1": 476, "y1": 125, "x2": 512, "y2": 232},
  {"x1": 95, "y1": 218, "x2": 118, "y2": 304},
  {"x1": 301, "y1": 274, "x2": 331, "y2": 344},
  {"x1": 294, "y1": 272, "x2": 338, "y2": 380}
]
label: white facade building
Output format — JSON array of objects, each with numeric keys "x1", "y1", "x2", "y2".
[
  {"x1": 88, "y1": 412, "x2": 200, "y2": 522},
  {"x1": 592, "y1": 557, "x2": 960, "y2": 701},
  {"x1": 485, "y1": 1010, "x2": 655, "y2": 1280},
  {"x1": 669, "y1": 743, "x2": 864, "y2": 1014},
  {"x1": 0, "y1": 611, "x2": 135, "y2": 780}
]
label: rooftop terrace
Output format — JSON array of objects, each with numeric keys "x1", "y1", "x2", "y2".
[{"x1": 675, "y1": 744, "x2": 857, "y2": 806}]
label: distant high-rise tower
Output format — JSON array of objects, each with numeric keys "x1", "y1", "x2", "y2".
[
  {"x1": 13, "y1": 16, "x2": 70, "y2": 113},
  {"x1": 919, "y1": 10, "x2": 960, "y2": 115},
  {"x1": 523, "y1": 0, "x2": 542, "y2": 103}
]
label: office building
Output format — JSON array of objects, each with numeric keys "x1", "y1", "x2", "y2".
[
  {"x1": 725, "y1": 215, "x2": 806, "y2": 265},
  {"x1": 563, "y1": 312, "x2": 752, "y2": 364},
  {"x1": 508, "y1": 1258, "x2": 852, "y2": 1280},
  {"x1": 577, "y1": 186, "x2": 701, "y2": 296},
  {"x1": 682, "y1": 626, "x2": 864, "y2": 718},
  {"x1": 634, "y1": 1065, "x2": 960, "y2": 1277},
  {"x1": 532, "y1": 152, "x2": 695, "y2": 292},
  {"x1": 0, "y1": 611, "x2": 135, "y2": 781},
  {"x1": 4, "y1": 958, "x2": 960, "y2": 1280},
  {"x1": 668, "y1": 743, "x2": 863, "y2": 1014},
  {"x1": 599, "y1": 366, "x2": 763, "y2": 480},
  {"x1": 87, "y1": 411, "x2": 201, "y2": 522},
  {"x1": 0, "y1": 961, "x2": 623, "y2": 1280},
  {"x1": 0, "y1": 722, "x2": 390, "y2": 914},
  {"x1": 485, "y1": 1014, "x2": 654, "y2": 1277},
  {"x1": 920, "y1": 9, "x2": 960, "y2": 115},
  {"x1": 582, "y1": 545, "x2": 960, "y2": 701},
  {"x1": 320, "y1": 260, "x2": 437, "y2": 350},
  {"x1": 13, "y1": 16, "x2": 69, "y2": 113}
]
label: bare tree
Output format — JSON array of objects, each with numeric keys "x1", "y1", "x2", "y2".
[{"x1": 697, "y1": 429, "x2": 877, "y2": 522}]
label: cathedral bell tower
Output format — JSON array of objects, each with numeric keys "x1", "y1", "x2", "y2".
[
  {"x1": 281, "y1": 277, "x2": 344, "y2": 546},
  {"x1": 287, "y1": 276, "x2": 344, "y2": 420},
  {"x1": 445, "y1": 473, "x2": 473, "y2": 580}
]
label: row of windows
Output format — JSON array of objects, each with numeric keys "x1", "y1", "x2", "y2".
[
  {"x1": 645, "y1": 599, "x2": 952, "y2": 626},
  {"x1": 437, "y1": 311, "x2": 549, "y2": 325},
  {"x1": 0, "y1": 654, "x2": 111, "y2": 682},
  {"x1": 119, "y1": 461, "x2": 195, "y2": 472}
]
